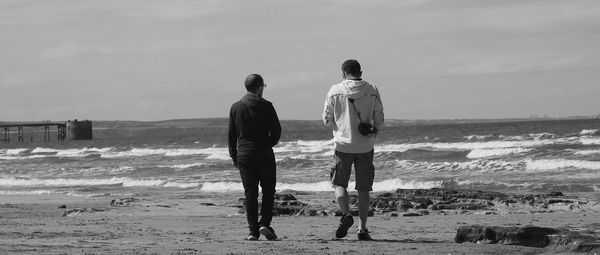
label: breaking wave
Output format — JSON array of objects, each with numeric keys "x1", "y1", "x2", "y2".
[
  {"x1": 580, "y1": 129, "x2": 599, "y2": 136},
  {"x1": 0, "y1": 177, "x2": 200, "y2": 188},
  {"x1": 199, "y1": 178, "x2": 443, "y2": 192},
  {"x1": 1, "y1": 133, "x2": 598, "y2": 162},
  {"x1": 526, "y1": 159, "x2": 600, "y2": 170},
  {"x1": 466, "y1": 148, "x2": 532, "y2": 159}
]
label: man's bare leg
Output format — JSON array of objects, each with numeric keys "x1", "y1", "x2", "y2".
[
  {"x1": 358, "y1": 190, "x2": 370, "y2": 230},
  {"x1": 335, "y1": 186, "x2": 350, "y2": 213},
  {"x1": 334, "y1": 186, "x2": 354, "y2": 238}
]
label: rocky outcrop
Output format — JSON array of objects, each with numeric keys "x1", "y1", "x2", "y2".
[
  {"x1": 232, "y1": 189, "x2": 598, "y2": 217},
  {"x1": 364, "y1": 189, "x2": 595, "y2": 215},
  {"x1": 455, "y1": 224, "x2": 600, "y2": 252},
  {"x1": 455, "y1": 225, "x2": 559, "y2": 247},
  {"x1": 109, "y1": 197, "x2": 140, "y2": 207},
  {"x1": 62, "y1": 207, "x2": 106, "y2": 217},
  {"x1": 270, "y1": 193, "x2": 310, "y2": 216},
  {"x1": 236, "y1": 193, "x2": 312, "y2": 216}
]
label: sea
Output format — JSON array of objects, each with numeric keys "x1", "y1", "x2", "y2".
[{"x1": 1, "y1": 118, "x2": 600, "y2": 198}]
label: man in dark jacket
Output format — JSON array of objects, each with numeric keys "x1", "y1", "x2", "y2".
[{"x1": 228, "y1": 74, "x2": 282, "y2": 241}]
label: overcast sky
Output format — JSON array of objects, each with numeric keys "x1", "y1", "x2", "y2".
[{"x1": 1, "y1": 0, "x2": 599, "y2": 121}]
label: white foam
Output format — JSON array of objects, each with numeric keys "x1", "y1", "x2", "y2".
[
  {"x1": 393, "y1": 159, "x2": 524, "y2": 172},
  {"x1": 0, "y1": 177, "x2": 124, "y2": 187},
  {"x1": 429, "y1": 140, "x2": 557, "y2": 150},
  {"x1": 580, "y1": 129, "x2": 599, "y2": 136},
  {"x1": 375, "y1": 144, "x2": 417, "y2": 152},
  {"x1": 464, "y1": 135, "x2": 496, "y2": 141},
  {"x1": 320, "y1": 150, "x2": 335, "y2": 157},
  {"x1": 0, "y1": 189, "x2": 109, "y2": 197},
  {"x1": 526, "y1": 159, "x2": 600, "y2": 171},
  {"x1": 457, "y1": 179, "x2": 533, "y2": 188},
  {"x1": 101, "y1": 147, "x2": 228, "y2": 158},
  {"x1": 579, "y1": 137, "x2": 600, "y2": 145},
  {"x1": 4, "y1": 148, "x2": 29, "y2": 155},
  {"x1": 0, "y1": 176, "x2": 211, "y2": 189},
  {"x1": 205, "y1": 153, "x2": 231, "y2": 161},
  {"x1": 276, "y1": 181, "x2": 333, "y2": 191},
  {"x1": 567, "y1": 172, "x2": 600, "y2": 179},
  {"x1": 199, "y1": 178, "x2": 443, "y2": 193},
  {"x1": 31, "y1": 147, "x2": 59, "y2": 153},
  {"x1": 121, "y1": 179, "x2": 165, "y2": 187},
  {"x1": 277, "y1": 139, "x2": 561, "y2": 156},
  {"x1": 166, "y1": 163, "x2": 208, "y2": 169},
  {"x1": 371, "y1": 178, "x2": 442, "y2": 191},
  {"x1": 0, "y1": 190, "x2": 56, "y2": 195},
  {"x1": 102, "y1": 148, "x2": 184, "y2": 158},
  {"x1": 467, "y1": 148, "x2": 531, "y2": 159},
  {"x1": 105, "y1": 166, "x2": 136, "y2": 174},
  {"x1": 527, "y1": 133, "x2": 558, "y2": 140},
  {"x1": 499, "y1": 135, "x2": 525, "y2": 140},
  {"x1": 573, "y1": 149, "x2": 600, "y2": 155},
  {"x1": 0, "y1": 155, "x2": 48, "y2": 160},
  {"x1": 21, "y1": 147, "x2": 114, "y2": 158},
  {"x1": 163, "y1": 182, "x2": 201, "y2": 188},
  {"x1": 0, "y1": 177, "x2": 168, "y2": 187},
  {"x1": 200, "y1": 181, "x2": 243, "y2": 192},
  {"x1": 275, "y1": 140, "x2": 334, "y2": 154},
  {"x1": 265, "y1": 137, "x2": 570, "y2": 157},
  {"x1": 376, "y1": 138, "x2": 571, "y2": 153},
  {"x1": 55, "y1": 148, "x2": 94, "y2": 157}
]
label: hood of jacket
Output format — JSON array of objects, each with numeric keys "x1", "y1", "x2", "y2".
[
  {"x1": 241, "y1": 92, "x2": 271, "y2": 109},
  {"x1": 340, "y1": 79, "x2": 375, "y2": 99}
]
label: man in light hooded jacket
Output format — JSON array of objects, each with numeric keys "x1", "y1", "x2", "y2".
[{"x1": 322, "y1": 59, "x2": 384, "y2": 241}]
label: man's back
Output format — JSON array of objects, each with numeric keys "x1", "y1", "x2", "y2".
[
  {"x1": 229, "y1": 93, "x2": 281, "y2": 154},
  {"x1": 228, "y1": 73, "x2": 281, "y2": 241},
  {"x1": 323, "y1": 79, "x2": 384, "y2": 153}
]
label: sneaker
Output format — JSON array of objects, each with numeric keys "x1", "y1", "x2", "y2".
[
  {"x1": 246, "y1": 233, "x2": 259, "y2": 241},
  {"x1": 259, "y1": 226, "x2": 278, "y2": 240},
  {"x1": 357, "y1": 228, "x2": 373, "y2": 241},
  {"x1": 335, "y1": 214, "x2": 354, "y2": 238}
]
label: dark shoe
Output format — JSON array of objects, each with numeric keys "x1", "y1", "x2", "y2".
[
  {"x1": 259, "y1": 226, "x2": 278, "y2": 240},
  {"x1": 357, "y1": 228, "x2": 373, "y2": 241},
  {"x1": 246, "y1": 233, "x2": 259, "y2": 241},
  {"x1": 335, "y1": 214, "x2": 354, "y2": 238}
]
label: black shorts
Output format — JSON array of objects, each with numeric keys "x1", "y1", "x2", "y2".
[{"x1": 330, "y1": 149, "x2": 374, "y2": 191}]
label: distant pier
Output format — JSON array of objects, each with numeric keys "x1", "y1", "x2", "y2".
[{"x1": 1, "y1": 119, "x2": 92, "y2": 143}]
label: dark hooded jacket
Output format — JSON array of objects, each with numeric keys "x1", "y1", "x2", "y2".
[{"x1": 228, "y1": 93, "x2": 281, "y2": 161}]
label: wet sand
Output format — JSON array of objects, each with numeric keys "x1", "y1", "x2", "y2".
[{"x1": 1, "y1": 191, "x2": 598, "y2": 254}]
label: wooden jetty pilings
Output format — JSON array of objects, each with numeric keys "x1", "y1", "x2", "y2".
[
  {"x1": 1, "y1": 122, "x2": 66, "y2": 142},
  {"x1": 1, "y1": 120, "x2": 92, "y2": 142}
]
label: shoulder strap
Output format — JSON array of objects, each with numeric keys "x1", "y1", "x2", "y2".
[{"x1": 348, "y1": 98, "x2": 363, "y2": 122}]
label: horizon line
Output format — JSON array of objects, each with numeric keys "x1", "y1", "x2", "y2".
[{"x1": 3, "y1": 115, "x2": 600, "y2": 124}]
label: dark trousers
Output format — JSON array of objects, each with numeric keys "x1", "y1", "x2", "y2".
[{"x1": 237, "y1": 150, "x2": 276, "y2": 234}]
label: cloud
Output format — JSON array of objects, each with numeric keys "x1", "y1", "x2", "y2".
[
  {"x1": 2, "y1": 0, "x2": 600, "y2": 121},
  {"x1": 123, "y1": 1, "x2": 231, "y2": 20},
  {"x1": 443, "y1": 57, "x2": 581, "y2": 75},
  {"x1": 1, "y1": 73, "x2": 32, "y2": 87},
  {"x1": 471, "y1": 1, "x2": 600, "y2": 33},
  {"x1": 135, "y1": 99, "x2": 169, "y2": 111},
  {"x1": 39, "y1": 42, "x2": 87, "y2": 59}
]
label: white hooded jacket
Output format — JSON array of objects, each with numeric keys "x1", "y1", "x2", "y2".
[{"x1": 323, "y1": 79, "x2": 384, "y2": 153}]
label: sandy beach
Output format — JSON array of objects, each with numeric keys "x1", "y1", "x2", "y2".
[{"x1": 1, "y1": 190, "x2": 598, "y2": 255}]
